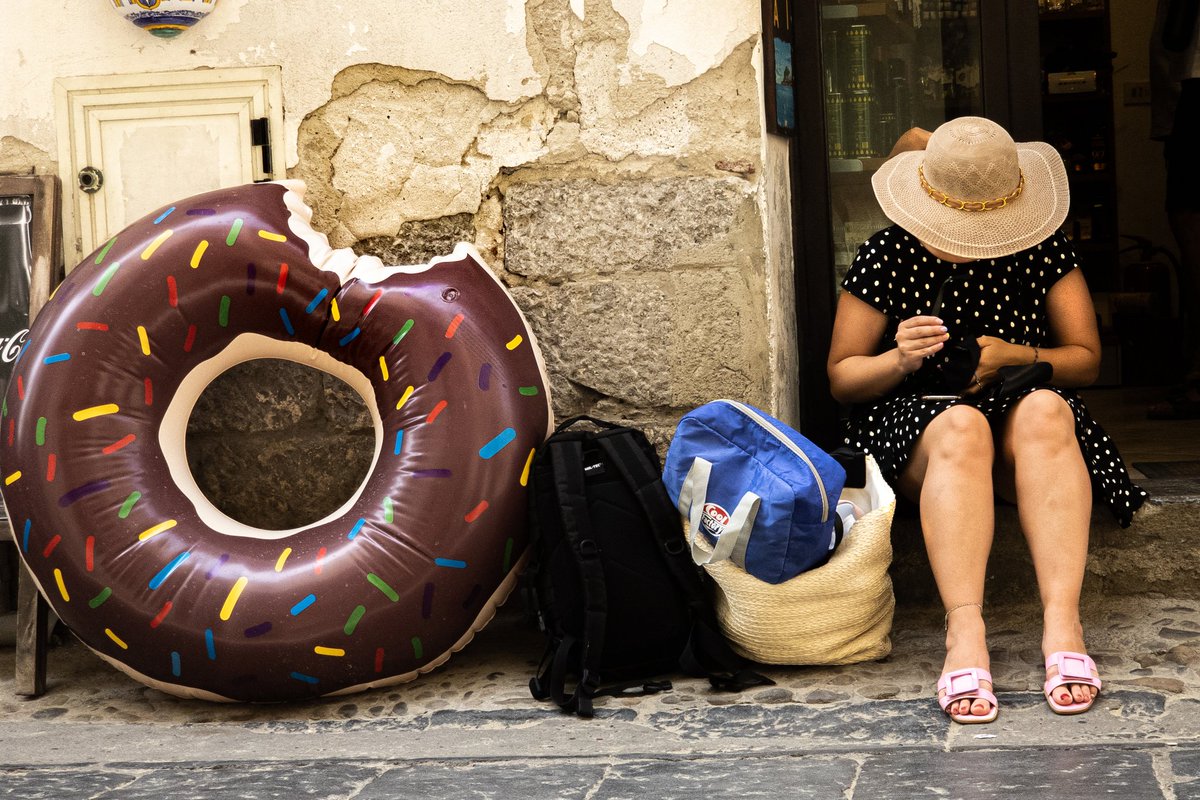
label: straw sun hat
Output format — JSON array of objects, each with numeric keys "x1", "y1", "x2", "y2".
[{"x1": 871, "y1": 116, "x2": 1069, "y2": 260}]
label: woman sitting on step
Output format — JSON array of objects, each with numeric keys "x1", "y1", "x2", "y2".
[{"x1": 826, "y1": 117, "x2": 1148, "y2": 724}]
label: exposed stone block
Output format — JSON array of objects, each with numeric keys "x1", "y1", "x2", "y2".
[
  {"x1": 184, "y1": 360, "x2": 374, "y2": 529},
  {"x1": 320, "y1": 373, "x2": 374, "y2": 431},
  {"x1": 355, "y1": 214, "x2": 476, "y2": 267},
  {"x1": 510, "y1": 266, "x2": 764, "y2": 416},
  {"x1": 187, "y1": 360, "x2": 324, "y2": 435},
  {"x1": 187, "y1": 428, "x2": 374, "y2": 530},
  {"x1": 504, "y1": 177, "x2": 756, "y2": 280},
  {"x1": 892, "y1": 488, "x2": 1200, "y2": 601},
  {"x1": 512, "y1": 280, "x2": 673, "y2": 408}
]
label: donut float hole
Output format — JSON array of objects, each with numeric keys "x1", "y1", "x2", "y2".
[{"x1": 185, "y1": 359, "x2": 374, "y2": 531}]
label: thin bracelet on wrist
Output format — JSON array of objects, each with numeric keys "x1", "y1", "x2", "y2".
[{"x1": 1032, "y1": 346, "x2": 1039, "y2": 364}]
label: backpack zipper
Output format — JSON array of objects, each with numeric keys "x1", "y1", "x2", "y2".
[{"x1": 718, "y1": 399, "x2": 830, "y2": 522}]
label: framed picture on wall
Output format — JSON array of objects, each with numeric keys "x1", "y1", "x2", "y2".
[
  {"x1": 762, "y1": 0, "x2": 795, "y2": 136},
  {"x1": 0, "y1": 175, "x2": 63, "y2": 398}
]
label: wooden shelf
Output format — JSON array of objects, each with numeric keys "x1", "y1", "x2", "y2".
[
  {"x1": 1039, "y1": 8, "x2": 1106, "y2": 22},
  {"x1": 1043, "y1": 91, "x2": 1112, "y2": 106},
  {"x1": 822, "y1": 3, "x2": 902, "y2": 21},
  {"x1": 829, "y1": 157, "x2": 888, "y2": 173}
]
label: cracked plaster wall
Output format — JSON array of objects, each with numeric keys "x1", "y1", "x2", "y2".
[
  {"x1": 292, "y1": 4, "x2": 786, "y2": 447},
  {"x1": 1, "y1": 0, "x2": 800, "y2": 523}
]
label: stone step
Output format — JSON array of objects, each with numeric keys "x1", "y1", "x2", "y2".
[{"x1": 889, "y1": 476, "x2": 1200, "y2": 603}]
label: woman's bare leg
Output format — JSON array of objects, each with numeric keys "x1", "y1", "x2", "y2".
[
  {"x1": 995, "y1": 390, "x2": 1097, "y2": 705},
  {"x1": 899, "y1": 405, "x2": 997, "y2": 718}
]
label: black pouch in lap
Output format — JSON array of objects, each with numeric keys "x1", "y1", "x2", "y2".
[{"x1": 914, "y1": 273, "x2": 980, "y2": 395}]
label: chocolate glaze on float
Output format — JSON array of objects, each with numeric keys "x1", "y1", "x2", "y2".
[{"x1": 0, "y1": 182, "x2": 552, "y2": 701}]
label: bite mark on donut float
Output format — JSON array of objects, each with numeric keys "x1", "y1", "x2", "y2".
[{"x1": 0, "y1": 181, "x2": 552, "y2": 702}]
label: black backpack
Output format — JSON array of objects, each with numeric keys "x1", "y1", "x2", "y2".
[{"x1": 523, "y1": 416, "x2": 771, "y2": 718}]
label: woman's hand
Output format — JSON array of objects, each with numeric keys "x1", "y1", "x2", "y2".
[
  {"x1": 895, "y1": 315, "x2": 949, "y2": 374},
  {"x1": 971, "y1": 336, "x2": 1026, "y2": 390},
  {"x1": 965, "y1": 269, "x2": 1102, "y2": 393},
  {"x1": 829, "y1": 297, "x2": 948, "y2": 404}
]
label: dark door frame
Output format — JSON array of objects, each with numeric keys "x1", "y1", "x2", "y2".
[{"x1": 789, "y1": 1, "x2": 1042, "y2": 451}]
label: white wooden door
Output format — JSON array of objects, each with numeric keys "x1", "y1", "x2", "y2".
[{"x1": 55, "y1": 67, "x2": 285, "y2": 269}]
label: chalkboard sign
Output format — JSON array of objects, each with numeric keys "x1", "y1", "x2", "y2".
[
  {"x1": 0, "y1": 194, "x2": 33, "y2": 387},
  {"x1": 0, "y1": 176, "x2": 60, "y2": 687},
  {"x1": 0, "y1": 176, "x2": 62, "y2": 398}
]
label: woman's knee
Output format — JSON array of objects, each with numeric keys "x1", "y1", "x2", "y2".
[
  {"x1": 1009, "y1": 390, "x2": 1075, "y2": 449},
  {"x1": 924, "y1": 405, "x2": 994, "y2": 464}
]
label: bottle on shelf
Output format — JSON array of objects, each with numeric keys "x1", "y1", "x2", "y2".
[
  {"x1": 1077, "y1": 213, "x2": 1093, "y2": 241},
  {"x1": 880, "y1": 58, "x2": 912, "y2": 145},
  {"x1": 848, "y1": 90, "x2": 878, "y2": 158},
  {"x1": 823, "y1": 26, "x2": 841, "y2": 84},
  {"x1": 839, "y1": 22, "x2": 882, "y2": 159},
  {"x1": 1090, "y1": 133, "x2": 1108, "y2": 171},
  {"x1": 826, "y1": 70, "x2": 848, "y2": 158},
  {"x1": 846, "y1": 24, "x2": 873, "y2": 91}
]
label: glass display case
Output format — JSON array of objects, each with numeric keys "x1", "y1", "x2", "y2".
[{"x1": 819, "y1": 1, "x2": 986, "y2": 285}]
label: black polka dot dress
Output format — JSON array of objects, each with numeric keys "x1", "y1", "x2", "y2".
[{"x1": 840, "y1": 226, "x2": 1148, "y2": 527}]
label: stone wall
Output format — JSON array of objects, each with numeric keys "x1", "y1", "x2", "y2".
[
  {"x1": 3, "y1": 1, "x2": 790, "y2": 527},
  {"x1": 502, "y1": 176, "x2": 769, "y2": 446}
]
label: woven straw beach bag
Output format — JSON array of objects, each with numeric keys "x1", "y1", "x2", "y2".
[{"x1": 699, "y1": 455, "x2": 897, "y2": 665}]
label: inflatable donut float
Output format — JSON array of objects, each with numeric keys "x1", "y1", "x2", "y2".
[{"x1": 0, "y1": 182, "x2": 552, "y2": 701}]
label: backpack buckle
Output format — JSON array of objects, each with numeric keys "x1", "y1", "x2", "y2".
[
  {"x1": 579, "y1": 669, "x2": 601, "y2": 695},
  {"x1": 529, "y1": 676, "x2": 550, "y2": 700},
  {"x1": 577, "y1": 539, "x2": 601, "y2": 559}
]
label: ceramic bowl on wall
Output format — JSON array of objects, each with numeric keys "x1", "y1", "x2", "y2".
[{"x1": 113, "y1": 0, "x2": 217, "y2": 39}]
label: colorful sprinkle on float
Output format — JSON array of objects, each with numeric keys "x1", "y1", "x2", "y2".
[{"x1": 0, "y1": 181, "x2": 552, "y2": 702}]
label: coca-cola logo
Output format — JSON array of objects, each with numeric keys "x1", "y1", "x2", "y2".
[{"x1": 0, "y1": 328, "x2": 29, "y2": 364}]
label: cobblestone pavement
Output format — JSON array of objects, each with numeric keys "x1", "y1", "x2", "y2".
[{"x1": 0, "y1": 595, "x2": 1196, "y2": 799}]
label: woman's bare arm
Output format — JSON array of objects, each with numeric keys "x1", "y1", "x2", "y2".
[
  {"x1": 888, "y1": 127, "x2": 932, "y2": 158},
  {"x1": 827, "y1": 292, "x2": 949, "y2": 403},
  {"x1": 973, "y1": 268, "x2": 1102, "y2": 387}
]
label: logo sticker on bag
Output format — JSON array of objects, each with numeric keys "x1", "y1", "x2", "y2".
[{"x1": 700, "y1": 502, "x2": 731, "y2": 538}]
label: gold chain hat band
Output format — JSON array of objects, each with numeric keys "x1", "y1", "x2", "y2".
[{"x1": 918, "y1": 164, "x2": 1025, "y2": 212}]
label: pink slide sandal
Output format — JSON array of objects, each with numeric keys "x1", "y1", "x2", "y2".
[
  {"x1": 937, "y1": 667, "x2": 998, "y2": 724},
  {"x1": 1043, "y1": 651, "x2": 1102, "y2": 715}
]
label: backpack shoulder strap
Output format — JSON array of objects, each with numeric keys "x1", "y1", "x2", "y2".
[
  {"x1": 594, "y1": 432, "x2": 683, "y2": 549},
  {"x1": 544, "y1": 436, "x2": 609, "y2": 717}
]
